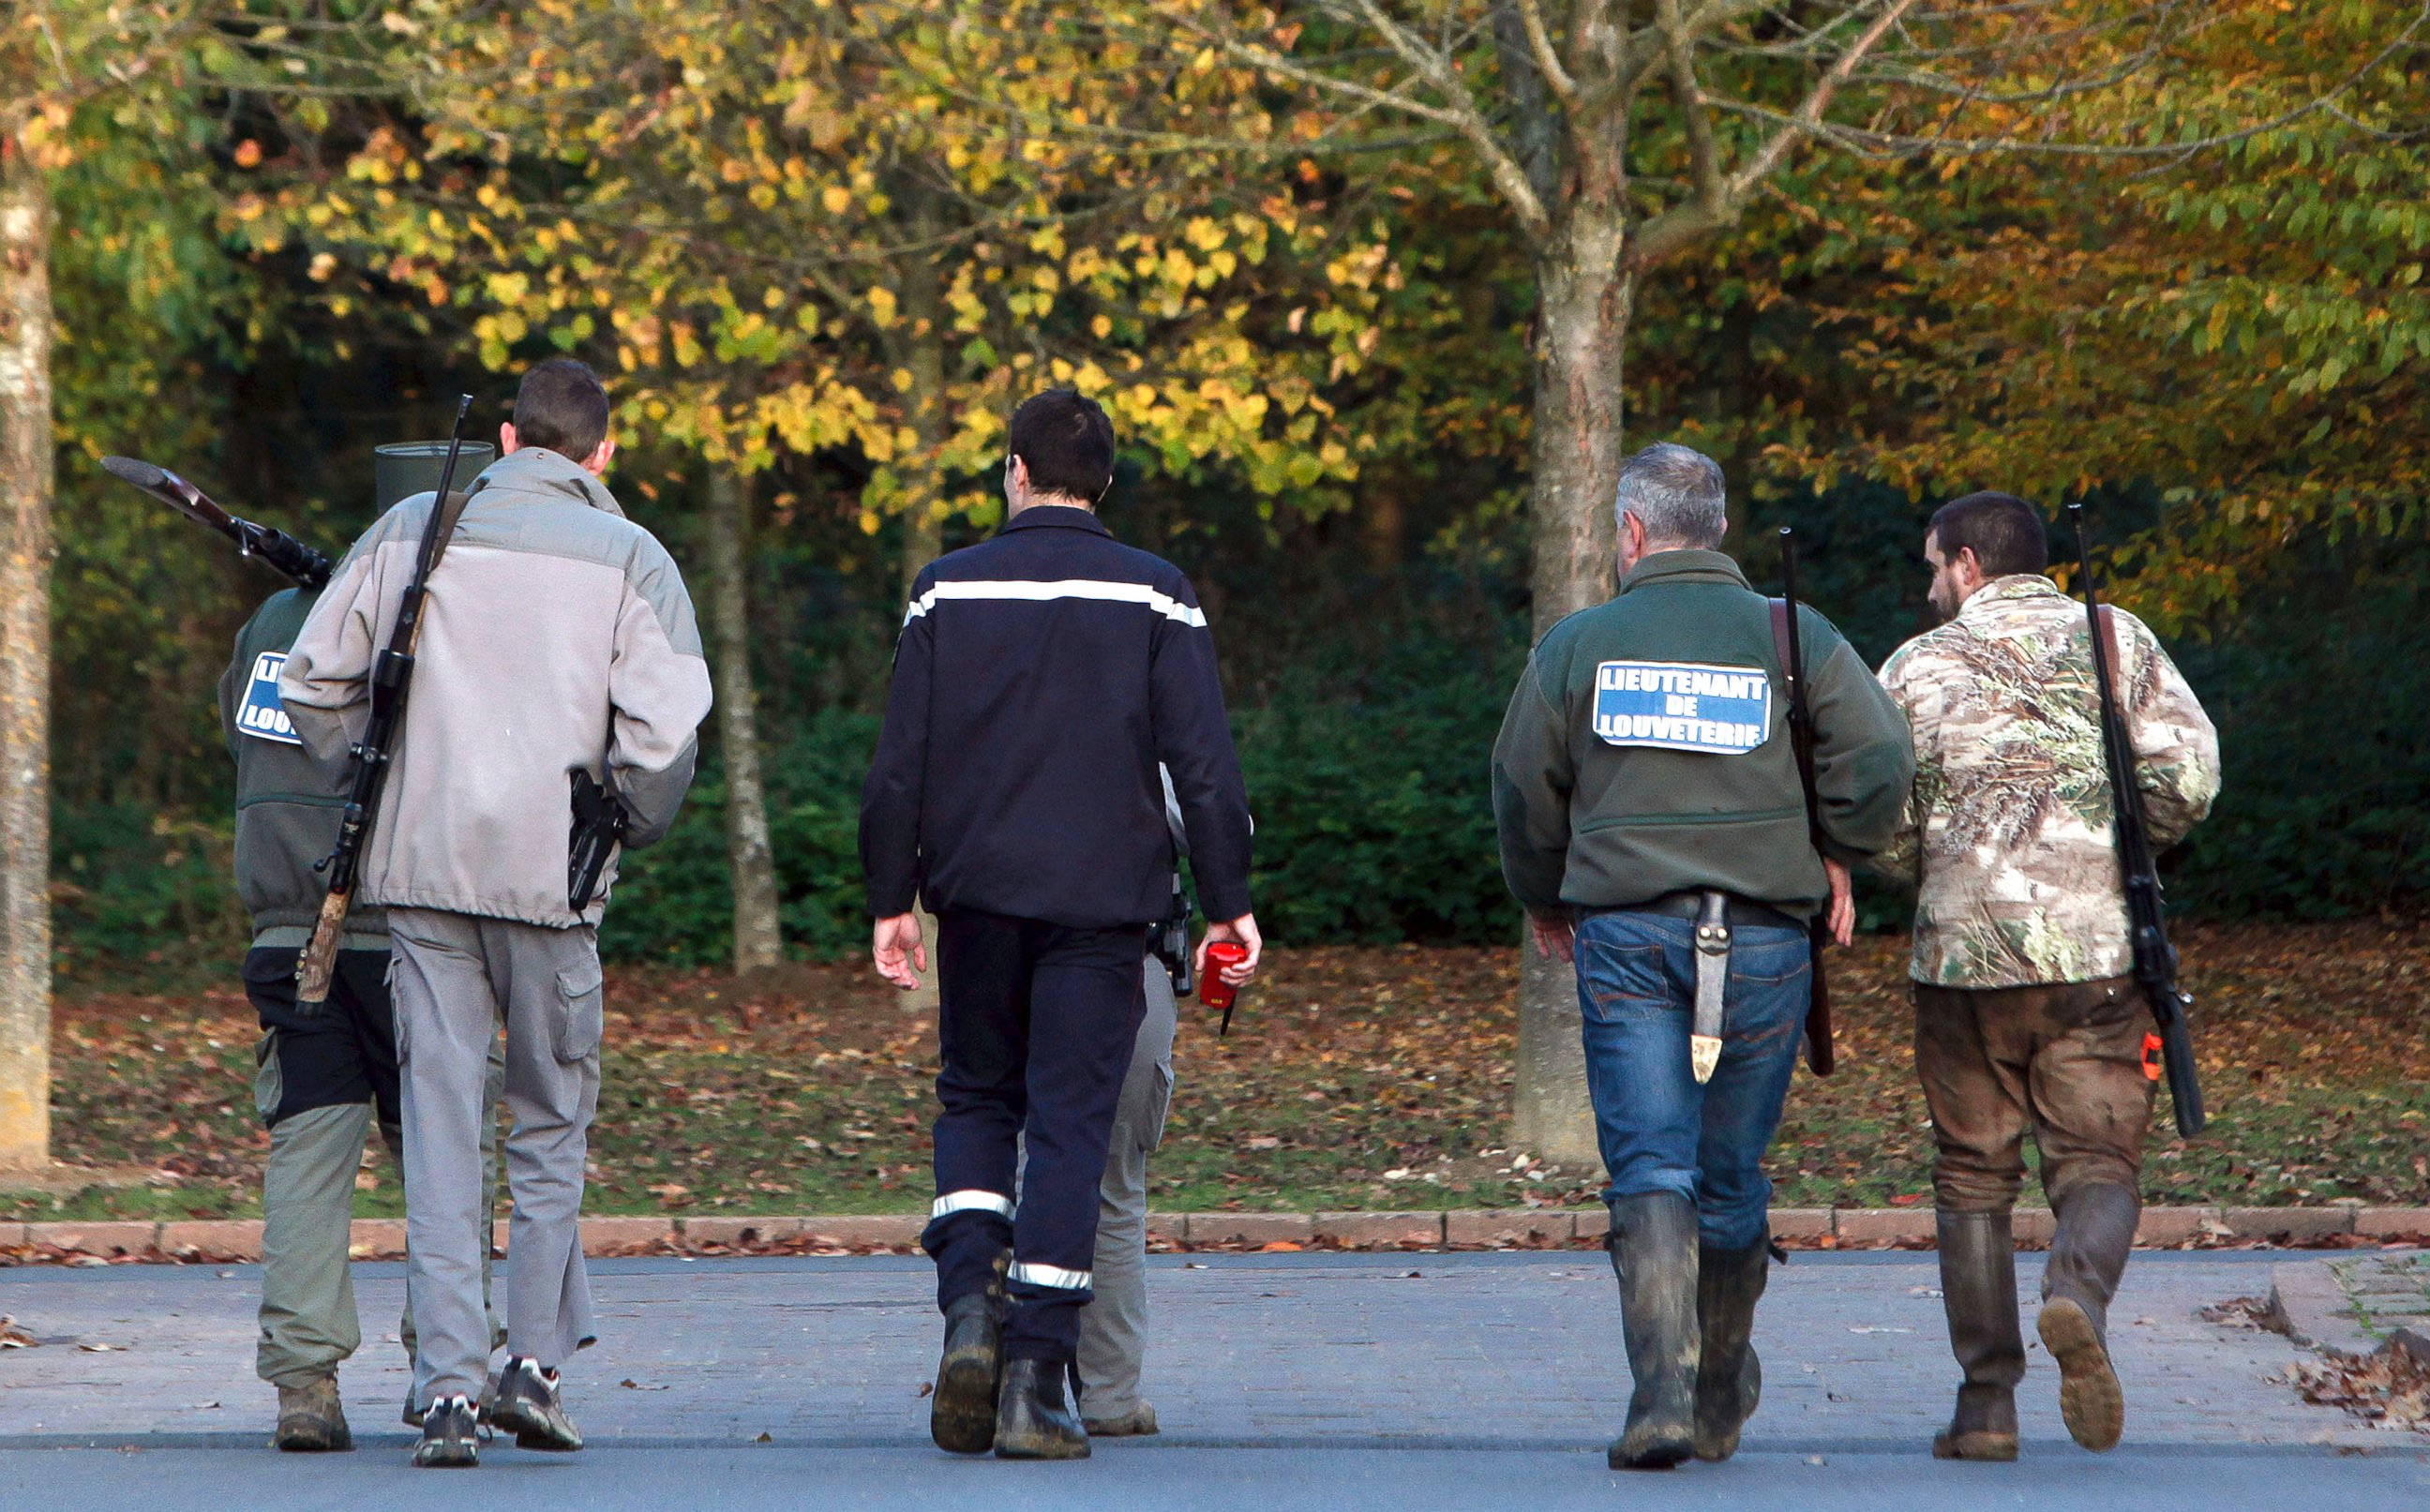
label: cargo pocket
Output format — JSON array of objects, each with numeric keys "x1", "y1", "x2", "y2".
[
  {"x1": 555, "y1": 960, "x2": 605, "y2": 1064},
  {"x1": 252, "y1": 1032, "x2": 283, "y2": 1126}
]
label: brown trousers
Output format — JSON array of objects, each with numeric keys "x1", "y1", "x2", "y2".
[{"x1": 1913, "y1": 976, "x2": 2156, "y2": 1213}]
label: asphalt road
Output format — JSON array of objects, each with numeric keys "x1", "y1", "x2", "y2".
[{"x1": 1, "y1": 1250, "x2": 2419, "y2": 1508}]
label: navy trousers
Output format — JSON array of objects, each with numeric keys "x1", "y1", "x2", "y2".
[{"x1": 923, "y1": 908, "x2": 1148, "y2": 1362}]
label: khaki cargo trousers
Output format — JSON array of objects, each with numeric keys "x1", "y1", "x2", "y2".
[
  {"x1": 1912, "y1": 975, "x2": 2157, "y2": 1212},
  {"x1": 390, "y1": 908, "x2": 604, "y2": 1409}
]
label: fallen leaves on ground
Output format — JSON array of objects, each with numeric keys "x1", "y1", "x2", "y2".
[
  {"x1": 17, "y1": 921, "x2": 2428, "y2": 1224},
  {"x1": 2285, "y1": 1346, "x2": 2430, "y2": 1433}
]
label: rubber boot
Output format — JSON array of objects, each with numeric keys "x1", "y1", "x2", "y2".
[
  {"x1": 1932, "y1": 1209, "x2": 2023, "y2": 1460},
  {"x1": 995, "y1": 1359, "x2": 1090, "y2": 1460},
  {"x1": 1606, "y1": 1192, "x2": 1700, "y2": 1471},
  {"x1": 273, "y1": 1375, "x2": 352, "y2": 1452},
  {"x1": 930, "y1": 1249, "x2": 1012, "y2": 1455},
  {"x1": 2039, "y1": 1182, "x2": 2138, "y2": 1452},
  {"x1": 1691, "y1": 1233, "x2": 1770, "y2": 1461}
]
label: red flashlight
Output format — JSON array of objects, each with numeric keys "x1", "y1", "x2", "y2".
[{"x1": 1199, "y1": 940, "x2": 1249, "y2": 1035}]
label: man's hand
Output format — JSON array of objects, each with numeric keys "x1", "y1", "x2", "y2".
[
  {"x1": 872, "y1": 913, "x2": 928, "y2": 991},
  {"x1": 1195, "y1": 913, "x2": 1262, "y2": 986},
  {"x1": 1824, "y1": 859, "x2": 1855, "y2": 949},
  {"x1": 1529, "y1": 911, "x2": 1575, "y2": 964}
]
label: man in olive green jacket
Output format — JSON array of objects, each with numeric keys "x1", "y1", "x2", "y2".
[{"x1": 1492, "y1": 443, "x2": 1912, "y2": 1472}]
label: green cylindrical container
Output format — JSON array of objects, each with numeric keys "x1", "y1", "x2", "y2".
[{"x1": 374, "y1": 440, "x2": 498, "y2": 514}]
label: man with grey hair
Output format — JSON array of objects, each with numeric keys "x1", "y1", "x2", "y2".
[{"x1": 1492, "y1": 442, "x2": 1912, "y2": 1472}]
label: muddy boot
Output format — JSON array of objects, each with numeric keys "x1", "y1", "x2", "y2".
[
  {"x1": 995, "y1": 1359, "x2": 1090, "y2": 1460},
  {"x1": 273, "y1": 1375, "x2": 352, "y2": 1452},
  {"x1": 1606, "y1": 1192, "x2": 1700, "y2": 1471},
  {"x1": 1691, "y1": 1232, "x2": 1770, "y2": 1461},
  {"x1": 2039, "y1": 1182, "x2": 2137, "y2": 1452},
  {"x1": 1932, "y1": 1209, "x2": 2023, "y2": 1461}
]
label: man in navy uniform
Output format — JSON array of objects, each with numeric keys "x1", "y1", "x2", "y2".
[{"x1": 861, "y1": 387, "x2": 1257, "y2": 1460}]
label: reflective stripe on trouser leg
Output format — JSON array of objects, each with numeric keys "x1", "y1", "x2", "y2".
[
  {"x1": 932, "y1": 1190, "x2": 1015, "y2": 1220},
  {"x1": 1011, "y1": 1261, "x2": 1093, "y2": 1291}
]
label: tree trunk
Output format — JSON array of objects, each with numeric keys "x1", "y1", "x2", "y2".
[
  {"x1": 0, "y1": 140, "x2": 53, "y2": 1171},
  {"x1": 703, "y1": 468, "x2": 783, "y2": 975},
  {"x1": 1510, "y1": 217, "x2": 1636, "y2": 1171}
]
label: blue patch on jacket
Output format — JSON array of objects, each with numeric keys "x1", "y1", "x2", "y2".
[
  {"x1": 235, "y1": 651, "x2": 303, "y2": 746},
  {"x1": 1592, "y1": 660, "x2": 1771, "y2": 755}
]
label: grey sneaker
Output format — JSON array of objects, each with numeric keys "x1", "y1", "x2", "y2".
[
  {"x1": 485, "y1": 1355, "x2": 583, "y2": 1452},
  {"x1": 403, "y1": 1368, "x2": 501, "y2": 1428},
  {"x1": 274, "y1": 1375, "x2": 352, "y2": 1452},
  {"x1": 411, "y1": 1394, "x2": 479, "y2": 1468}
]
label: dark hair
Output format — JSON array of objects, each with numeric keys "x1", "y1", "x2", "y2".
[
  {"x1": 512, "y1": 358, "x2": 611, "y2": 461},
  {"x1": 1007, "y1": 388, "x2": 1115, "y2": 502},
  {"x1": 1928, "y1": 491, "x2": 2048, "y2": 577}
]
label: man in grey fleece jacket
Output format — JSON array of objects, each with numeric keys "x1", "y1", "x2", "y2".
[{"x1": 281, "y1": 360, "x2": 712, "y2": 1467}]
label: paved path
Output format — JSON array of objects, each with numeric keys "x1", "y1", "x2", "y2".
[{"x1": 3, "y1": 1250, "x2": 2422, "y2": 1508}]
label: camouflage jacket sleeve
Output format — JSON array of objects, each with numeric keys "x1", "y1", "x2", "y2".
[
  {"x1": 1801, "y1": 621, "x2": 1916, "y2": 864},
  {"x1": 1491, "y1": 650, "x2": 1575, "y2": 916},
  {"x1": 2116, "y1": 610, "x2": 2221, "y2": 851},
  {"x1": 1868, "y1": 641, "x2": 1937, "y2": 884}
]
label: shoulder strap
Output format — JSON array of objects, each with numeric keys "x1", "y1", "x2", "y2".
[
  {"x1": 425, "y1": 481, "x2": 483, "y2": 577},
  {"x1": 1769, "y1": 597, "x2": 1792, "y2": 680},
  {"x1": 2096, "y1": 604, "x2": 2126, "y2": 688}
]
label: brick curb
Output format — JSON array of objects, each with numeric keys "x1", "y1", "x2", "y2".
[{"x1": 7, "y1": 1205, "x2": 2425, "y2": 1263}]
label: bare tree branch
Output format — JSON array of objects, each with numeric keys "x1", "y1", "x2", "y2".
[{"x1": 1510, "y1": 0, "x2": 1577, "y2": 101}]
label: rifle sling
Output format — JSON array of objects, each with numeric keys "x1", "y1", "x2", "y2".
[{"x1": 1770, "y1": 597, "x2": 1836, "y2": 1076}]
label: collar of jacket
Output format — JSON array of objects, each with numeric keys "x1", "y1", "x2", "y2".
[
  {"x1": 1000, "y1": 502, "x2": 1111, "y2": 537},
  {"x1": 1961, "y1": 574, "x2": 2065, "y2": 621},
  {"x1": 1618, "y1": 547, "x2": 1748, "y2": 594},
  {"x1": 472, "y1": 446, "x2": 626, "y2": 518}
]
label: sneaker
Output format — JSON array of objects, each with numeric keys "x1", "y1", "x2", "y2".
[
  {"x1": 486, "y1": 1355, "x2": 584, "y2": 1452},
  {"x1": 273, "y1": 1376, "x2": 352, "y2": 1452},
  {"x1": 403, "y1": 1368, "x2": 501, "y2": 1429},
  {"x1": 411, "y1": 1394, "x2": 479, "y2": 1468}
]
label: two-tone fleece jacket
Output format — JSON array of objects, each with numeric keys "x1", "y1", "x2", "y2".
[
  {"x1": 1492, "y1": 549, "x2": 1915, "y2": 921},
  {"x1": 218, "y1": 587, "x2": 385, "y2": 951},
  {"x1": 279, "y1": 446, "x2": 713, "y2": 928},
  {"x1": 860, "y1": 504, "x2": 1253, "y2": 930}
]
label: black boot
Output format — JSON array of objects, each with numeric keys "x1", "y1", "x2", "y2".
[
  {"x1": 1691, "y1": 1233, "x2": 1770, "y2": 1461},
  {"x1": 995, "y1": 1359, "x2": 1090, "y2": 1460},
  {"x1": 1606, "y1": 1192, "x2": 1699, "y2": 1471},
  {"x1": 2040, "y1": 1183, "x2": 2138, "y2": 1452},
  {"x1": 1932, "y1": 1208, "x2": 2023, "y2": 1461},
  {"x1": 930, "y1": 1250, "x2": 1011, "y2": 1455}
]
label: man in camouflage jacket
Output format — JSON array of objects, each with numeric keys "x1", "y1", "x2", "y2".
[{"x1": 1873, "y1": 492, "x2": 2219, "y2": 1463}]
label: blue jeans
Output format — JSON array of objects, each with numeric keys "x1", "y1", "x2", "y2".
[{"x1": 1574, "y1": 909, "x2": 1810, "y2": 1250}]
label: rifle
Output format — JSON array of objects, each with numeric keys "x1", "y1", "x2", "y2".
[
  {"x1": 1772, "y1": 528, "x2": 1836, "y2": 1076},
  {"x1": 100, "y1": 456, "x2": 332, "y2": 589},
  {"x1": 2068, "y1": 505, "x2": 2206, "y2": 1138},
  {"x1": 295, "y1": 395, "x2": 477, "y2": 1008}
]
